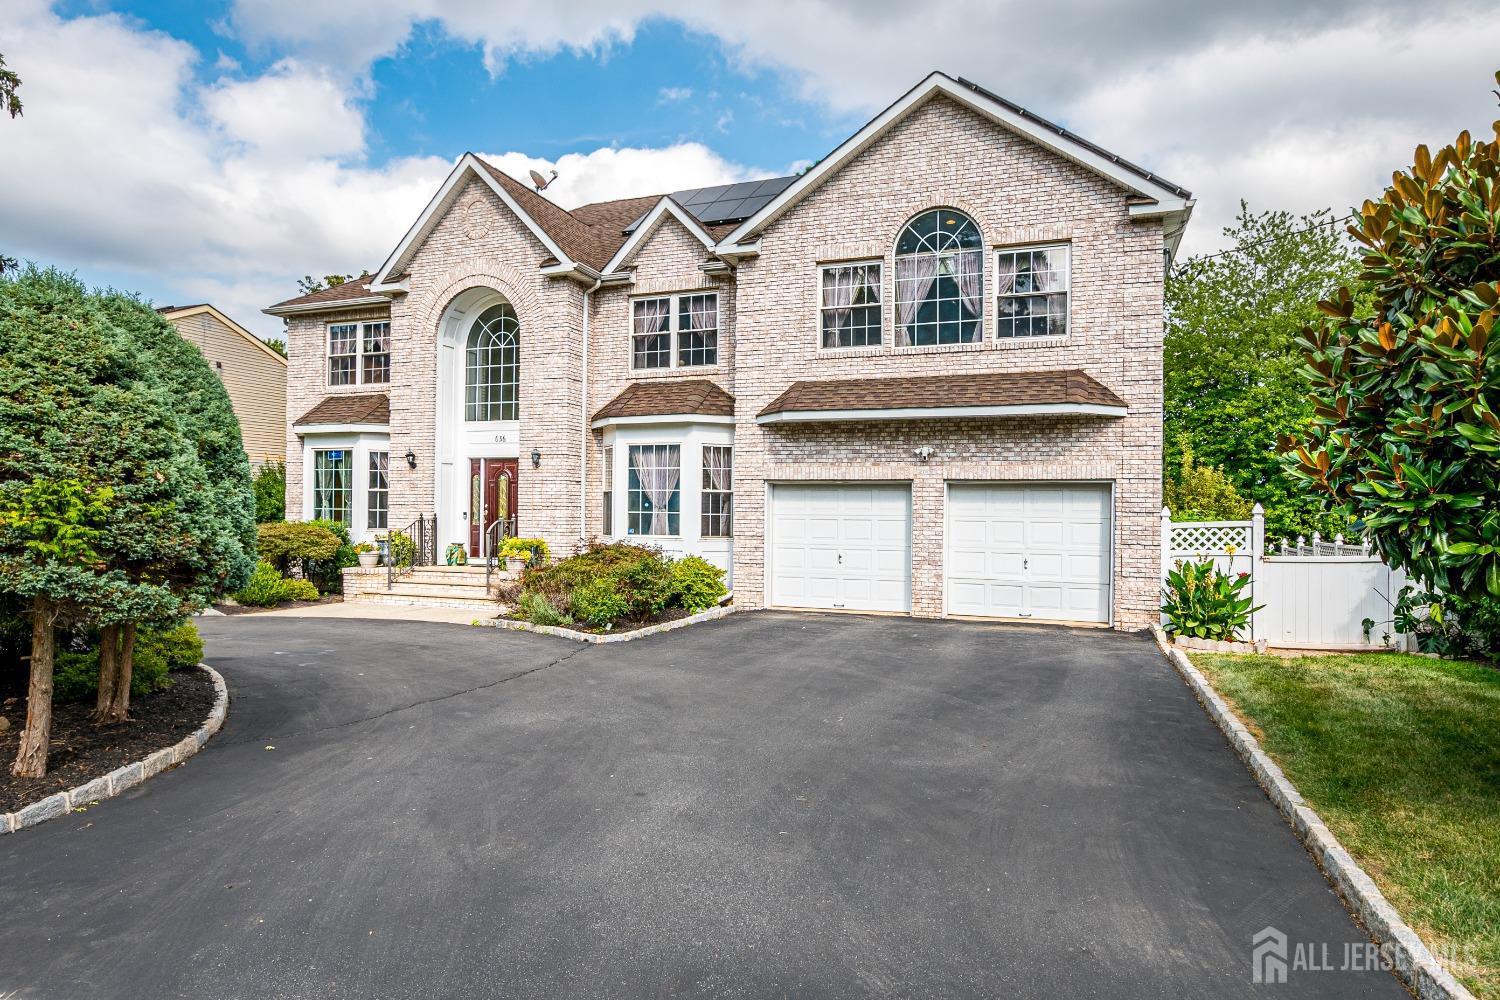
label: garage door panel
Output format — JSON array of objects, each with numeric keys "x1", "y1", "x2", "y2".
[
  {"x1": 946, "y1": 483, "x2": 1111, "y2": 624},
  {"x1": 771, "y1": 484, "x2": 911, "y2": 613}
]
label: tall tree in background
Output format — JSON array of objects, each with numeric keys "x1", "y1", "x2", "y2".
[
  {"x1": 1165, "y1": 204, "x2": 1362, "y2": 539},
  {"x1": 1287, "y1": 94, "x2": 1500, "y2": 600},
  {"x1": 0, "y1": 53, "x2": 21, "y2": 276}
]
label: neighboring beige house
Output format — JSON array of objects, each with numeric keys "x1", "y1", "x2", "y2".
[
  {"x1": 159, "y1": 303, "x2": 288, "y2": 468},
  {"x1": 266, "y1": 72, "x2": 1193, "y2": 630}
]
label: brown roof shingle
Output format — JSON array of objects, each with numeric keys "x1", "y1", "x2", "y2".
[
  {"x1": 268, "y1": 275, "x2": 381, "y2": 311},
  {"x1": 294, "y1": 393, "x2": 390, "y2": 427},
  {"x1": 592, "y1": 379, "x2": 735, "y2": 423},
  {"x1": 757, "y1": 370, "x2": 1126, "y2": 418}
]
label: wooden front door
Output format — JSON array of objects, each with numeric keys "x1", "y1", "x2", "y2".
[{"x1": 469, "y1": 458, "x2": 518, "y2": 556}]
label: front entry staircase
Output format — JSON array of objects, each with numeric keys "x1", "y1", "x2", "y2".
[{"x1": 341, "y1": 514, "x2": 514, "y2": 614}]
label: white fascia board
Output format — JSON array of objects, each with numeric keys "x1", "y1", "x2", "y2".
[
  {"x1": 293, "y1": 423, "x2": 392, "y2": 436},
  {"x1": 756, "y1": 402, "x2": 1127, "y2": 425},
  {"x1": 372, "y1": 154, "x2": 576, "y2": 286},
  {"x1": 720, "y1": 72, "x2": 1186, "y2": 247},
  {"x1": 540, "y1": 261, "x2": 605, "y2": 284},
  {"x1": 262, "y1": 295, "x2": 391, "y2": 317},
  {"x1": 367, "y1": 276, "x2": 410, "y2": 295},
  {"x1": 601, "y1": 198, "x2": 717, "y2": 275},
  {"x1": 590, "y1": 413, "x2": 736, "y2": 430}
]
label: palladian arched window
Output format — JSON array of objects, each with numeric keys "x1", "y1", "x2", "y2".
[
  {"x1": 894, "y1": 208, "x2": 983, "y2": 346},
  {"x1": 465, "y1": 303, "x2": 519, "y2": 421}
]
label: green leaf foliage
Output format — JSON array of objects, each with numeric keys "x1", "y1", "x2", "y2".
[
  {"x1": 1161, "y1": 558, "x2": 1263, "y2": 641},
  {"x1": 1166, "y1": 204, "x2": 1362, "y2": 539},
  {"x1": 518, "y1": 541, "x2": 724, "y2": 628},
  {"x1": 252, "y1": 462, "x2": 286, "y2": 522},
  {"x1": 1163, "y1": 442, "x2": 1253, "y2": 522},
  {"x1": 256, "y1": 521, "x2": 341, "y2": 573},
  {"x1": 51, "y1": 620, "x2": 202, "y2": 702},
  {"x1": 1285, "y1": 101, "x2": 1500, "y2": 600},
  {"x1": 233, "y1": 560, "x2": 319, "y2": 607},
  {"x1": 669, "y1": 555, "x2": 729, "y2": 613}
]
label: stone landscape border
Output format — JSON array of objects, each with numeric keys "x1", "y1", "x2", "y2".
[
  {"x1": 485, "y1": 605, "x2": 735, "y2": 643},
  {"x1": 1, "y1": 663, "x2": 229, "y2": 836},
  {"x1": 1150, "y1": 625, "x2": 1473, "y2": 1000}
]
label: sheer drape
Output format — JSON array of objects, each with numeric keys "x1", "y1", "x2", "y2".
[
  {"x1": 955, "y1": 249, "x2": 984, "y2": 319},
  {"x1": 634, "y1": 446, "x2": 679, "y2": 536},
  {"x1": 894, "y1": 253, "x2": 938, "y2": 347},
  {"x1": 821, "y1": 266, "x2": 858, "y2": 347},
  {"x1": 636, "y1": 298, "x2": 669, "y2": 333},
  {"x1": 703, "y1": 446, "x2": 731, "y2": 491}
]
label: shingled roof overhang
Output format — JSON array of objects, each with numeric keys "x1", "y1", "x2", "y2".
[
  {"x1": 756, "y1": 370, "x2": 1127, "y2": 425},
  {"x1": 293, "y1": 393, "x2": 391, "y2": 432},
  {"x1": 591, "y1": 379, "x2": 736, "y2": 428}
]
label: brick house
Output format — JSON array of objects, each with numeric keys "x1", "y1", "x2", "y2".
[{"x1": 266, "y1": 72, "x2": 1192, "y2": 630}]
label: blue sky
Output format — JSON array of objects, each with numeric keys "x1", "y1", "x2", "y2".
[{"x1": 6, "y1": 1, "x2": 1499, "y2": 339}]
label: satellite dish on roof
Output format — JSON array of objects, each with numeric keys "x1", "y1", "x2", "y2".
[{"x1": 529, "y1": 169, "x2": 557, "y2": 192}]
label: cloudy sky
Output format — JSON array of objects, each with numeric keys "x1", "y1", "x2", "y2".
[{"x1": 3, "y1": 0, "x2": 1498, "y2": 341}]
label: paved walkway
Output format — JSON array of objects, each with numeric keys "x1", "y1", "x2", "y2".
[{"x1": 0, "y1": 613, "x2": 1406, "y2": 998}]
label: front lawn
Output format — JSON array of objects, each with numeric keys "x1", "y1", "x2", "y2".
[{"x1": 1191, "y1": 651, "x2": 1500, "y2": 997}]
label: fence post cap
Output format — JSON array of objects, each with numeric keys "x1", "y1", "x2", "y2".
[
  {"x1": 1251, "y1": 502, "x2": 1265, "y2": 515},
  {"x1": 1161, "y1": 506, "x2": 1172, "y2": 518}
]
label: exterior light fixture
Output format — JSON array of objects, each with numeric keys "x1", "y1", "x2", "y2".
[
  {"x1": 404, "y1": 450, "x2": 417, "y2": 470},
  {"x1": 530, "y1": 448, "x2": 542, "y2": 469},
  {"x1": 913, "y1": 446, "x2": 935, "y2": 463}
]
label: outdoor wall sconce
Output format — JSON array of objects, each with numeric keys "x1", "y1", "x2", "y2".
[
  {"x1": 404, "y1": 450, "x2": 417, "y2": 470},
  {"x1": 530, "y1": 448, "x2": 542, "y2": 469}
]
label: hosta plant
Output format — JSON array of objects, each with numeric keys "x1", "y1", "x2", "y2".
[{"x1": 1161, "y1": 559, "x2": 1262, "y2": 641}]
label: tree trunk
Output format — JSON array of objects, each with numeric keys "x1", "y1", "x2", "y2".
[
  {"x1": 91, "y1": 624, "x2": 121, "y2": 725},
  {"x1": 94, "y1": 622, "x2": 136, "y2": 724},
  {"x1": 11, "y1": 598, "x2": 57, "y2": 779}
]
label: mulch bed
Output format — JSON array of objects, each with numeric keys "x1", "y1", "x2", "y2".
[
  {"x1": 0, "y1": 668, "x2": 215, "y2": 814},
  {"x1": 214, "y1": 595, "x2": 343, "y2": 615}
]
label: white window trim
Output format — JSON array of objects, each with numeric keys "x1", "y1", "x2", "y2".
[
  {"x1": 299, "y1": 432, "x2": 390, "y2": 544},
  {"x1": 326, "y1": 320, "x2": 391, "y2": 387},
  {"x1": 993, "y1": 242, "x2": 1072, "y2": 342},
  {"x1": 893, "y1": 211, "x2": 986, "y2": 350},
  {"x1": 700, "y1": 444, "x2": 733, "y2": 538},
  {"x1": 624, "y1": 441, "x2": 684, "y2": 538},
  {"x1": 816, "y1": 260, "x2": 885, "y2": 353},
  {"x1": 629, "y1": 292, "x2": 720, "y2": 372}
]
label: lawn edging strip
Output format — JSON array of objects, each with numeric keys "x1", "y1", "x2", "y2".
[
  {"x1": 1, "y1": 663, "x2": 229, "y2": 836},
  {"x1": 1149, "y1": 625, "x2": 1474, "y2": 1000},
  {"x1": 485, "y1": 605, "x2": 735, "y2": 644}
]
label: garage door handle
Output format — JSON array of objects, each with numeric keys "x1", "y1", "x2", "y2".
[{"x1": 837, "y1": 553, "x2": 842, "y2": 564}]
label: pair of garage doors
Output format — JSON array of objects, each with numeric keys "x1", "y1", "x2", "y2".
[{"x1": 769, "y1": 482, "x2": 1111, "y2": 623}]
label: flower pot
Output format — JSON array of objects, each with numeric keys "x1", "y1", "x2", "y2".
[
  {"x1": 357, "y1": 551, "x2": 379, "y2": 569},
  {"x1": 505, "y1": 557, "x2": 525, "y2": 574}
]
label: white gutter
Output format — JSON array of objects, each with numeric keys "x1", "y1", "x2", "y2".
[
  {"x1": 756, "y1": 402, "x2": 1127, "y2": 425},
  {"x1": 580, "y1": 276, "x2": 602, "y2": 538}
]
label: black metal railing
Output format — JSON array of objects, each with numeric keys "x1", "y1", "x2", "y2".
[
  {"x1": 483, "y1": 516, "x2": 518, "y2": 593},
  {"x1": 386, "y1": 514, "x2": 438, "y2": 589}
]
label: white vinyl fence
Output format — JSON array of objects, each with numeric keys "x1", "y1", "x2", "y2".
[{"x1": 1163, "y1": 505, "x2": 1408, "y2": 650}]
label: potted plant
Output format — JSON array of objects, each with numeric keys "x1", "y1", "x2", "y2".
[
  {"x1": 353, "y1": 541, "x2": 379, "y2": 569},
  {"x1": 499, "y1": 537, "x2": 550, "y2": 574}
]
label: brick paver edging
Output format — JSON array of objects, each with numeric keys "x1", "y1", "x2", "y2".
[
  {"x1": 483, "y1": 605, "x2": 736, "y2": 643},
  {"x1": 1, "y1": 663, "x2": 229, "y2": 836},
  {"x1": 1149, "y1": 625, "x2": 1473, "y2": 1000}
]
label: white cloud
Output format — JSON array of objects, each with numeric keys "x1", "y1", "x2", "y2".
[
  {"x1": 477, "y1": 145, "x2": 758, "y2": 208},
  {"x1": 658, "y1": 86, "x2": 693, "y2": 103},
  {"x1": 203, "y1": 59, "x2": 366, "y2": 160}
]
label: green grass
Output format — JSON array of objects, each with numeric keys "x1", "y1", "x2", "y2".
[{"x1": 1191, "y1": 651, "x2": 1500, "y2": 997}]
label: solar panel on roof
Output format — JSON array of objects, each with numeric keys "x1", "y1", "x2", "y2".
[{"x1": 620, "y1": 174, "x2": 799, "y2": 233}]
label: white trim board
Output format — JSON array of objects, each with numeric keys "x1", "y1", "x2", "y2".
[
  {"x1": 591, "y1": 413, "x2": 735, "y2": 430},
  {"x1": 715, "y1": 72, "x2": 1192, "y2": 257},
  {"x1": 756, "y1": 402, "x2": 1127, "y2": 425},
  {"x1": 601, "y1": 197, "x2": 719, "y2": 275},
  {"x1": 294, "y1": 423, "x2": 392, "y2": 436}
]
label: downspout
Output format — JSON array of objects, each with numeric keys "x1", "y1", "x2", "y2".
[{"x1": 580, "y1": 276, "x2": 602, "y2": 540}]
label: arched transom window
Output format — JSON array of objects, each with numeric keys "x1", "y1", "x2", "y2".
[
  {"x1": 894, "y1": 209, "x2": 983, "y2": 346},
  {"x1": 465, "y1": 303, "x2": 519, "y2": 422}
]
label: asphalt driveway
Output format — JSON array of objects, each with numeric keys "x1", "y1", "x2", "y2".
[{"x1": 1, "y1": 612, "x2": 1407, "y2": 998}]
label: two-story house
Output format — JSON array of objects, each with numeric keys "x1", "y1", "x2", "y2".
[{"x1": 266, "y1": 72, "x2": 1192, "y2": 630}]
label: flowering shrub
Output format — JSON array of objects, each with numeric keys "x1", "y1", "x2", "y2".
[{"x1": 1161, "y1": 558, "x2": 1262, "y2": 641}]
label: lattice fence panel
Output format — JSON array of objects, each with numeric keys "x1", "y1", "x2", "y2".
[{"x1": 1170, "y1": 523, "x2": 1252, "y2": 555}]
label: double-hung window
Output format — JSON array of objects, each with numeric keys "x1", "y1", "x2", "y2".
[
  {"x1": 328, "y1": 321, "x2": 391, "y2": 385},
  {"x1": 995, "y1": 245, "x2": 1069, "y2": 338},
  {"x1": 820, "y1": 263, "x2": 882, "y2": 348},
  {"x1": 701, "y1": 446, "x2": 732, "y2": 538},
  {"x1": 367, "y1": 451, "x2": 389, "y2": 530},
  {"x1": 627, "y1": 444, "x2": 680, "y2": 536},
  {"x1": 601, "y1": 446, "x2": 614, "y2": 536},
  {"x1": 632, "y1": 293, "x2": 718, "y2": 370},
  {"x1": 312, "y1": 449, "x2": 352, "y2": 523}
]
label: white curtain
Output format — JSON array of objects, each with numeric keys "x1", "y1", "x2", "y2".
[
  {"x1": 821, "y1": 267, "x2": 858, "y2": 347},
  {"x1": 995, "y1": 253, "x2": 1018, "y2": 296},
  {"x1": 683, "y1": 297, "x2": 716, "y2": 333},
  {"x1": 703, "y1": 446, "x2": 731, "y2": 491},
  {"x1": 894, "y1": 253, "x2": 938, "y2": 346},
  {"x1": 634, "y1": 445, "x2": 680, "y2": 535},
  {"x1": 635, "y1": 298, "x2": 669, "y2": 333},
  {"x1": 956, "y1": 249, "x2": 983, "y2": 319}
]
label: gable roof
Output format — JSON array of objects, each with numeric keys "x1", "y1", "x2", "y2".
[
  {"x1": 599, "y1": 197, "x2": 721, "y2": 274},
  {"x1": 717, "y1": 71, "x2": 1193, "y2": 258},
  {"x1": 591, "y1": 379, "x2": 735, "y2": 427},
  {"x1": 158, "y1": 303, "x2": 288, "y2": 366}
]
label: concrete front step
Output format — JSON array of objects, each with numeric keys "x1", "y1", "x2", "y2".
[
  {"x1": 375, "y1": 581, "x2": 500, "y2": 601},
  {"x1": 401, "y1": 568, "x2": 512, "y2": 586},
  {"x1": 346, "y1": 593, "x2": 509, "y2": 613}
]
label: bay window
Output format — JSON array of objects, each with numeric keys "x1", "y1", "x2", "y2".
[
  {"x1": 602, "y1": 445, "x2": 614, "y2": 536},
  {"x1": 367, "y1": 451, "x2": 389, "y2": 530},
  {"x1": 627, "y1": 444, "x2": 680, "y2": 536},
  {"x1": 701, "y1": 446, "x2": 732, "y2": 537},
  {"x1": 312, "y1": 449, "x2": 352, "y2": 523}
]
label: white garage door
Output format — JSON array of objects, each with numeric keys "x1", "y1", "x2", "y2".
[
  {"x1": 946, "y1": 483, "x2": 1111, "y2": 623},
  {"x1": 770, "y1": 484, "x2": 911, "y2": 612}
]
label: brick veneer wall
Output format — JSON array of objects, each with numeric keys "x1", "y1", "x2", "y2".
[{"x1": 281, "y1": 90, "x2": 1168, "y2": 629}]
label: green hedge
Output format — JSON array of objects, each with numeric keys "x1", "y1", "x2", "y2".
[
  {"x1": 516, "y1": 542, "x2": 726, "y2": 628},
  {"x1": 233, "y1": 560, "x2": 320, "y2": 607},
  {"x1": 53, "y1": 621, "x2": 203, "y2": 703}
]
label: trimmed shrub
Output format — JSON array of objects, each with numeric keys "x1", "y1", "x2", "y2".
[
  {"x1": 569, "y1": 577, "x2": 629, "y2": 626},
  {"x1": 252, "y1": 462, "x2": 286, "y2": 523},
  {"x1": 281, "y1": 578, "x2": 320, "y2": 602},
  {"x1": 305, "y1": 518, "x2": 357, "y2": 592},
  {"x1": 234, "y1": 561, "x2": 291, "y2": 607},
  {"x1": 516, "y1": 590, "x2": 573, "y2": 627},
  {"x1": 138, "y1": 620, "x2": 204, "y2": 672},
  {"x1": 256, "y1": 521, "x2": 340, "y2": 574},
  {"x1": 670, "y1": 556, "x2": 728, "y2": 614}
]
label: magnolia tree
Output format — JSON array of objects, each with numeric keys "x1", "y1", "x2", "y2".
[{"x1": 1286, "y1": 86, "x2": 1500, "y2": 599}]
